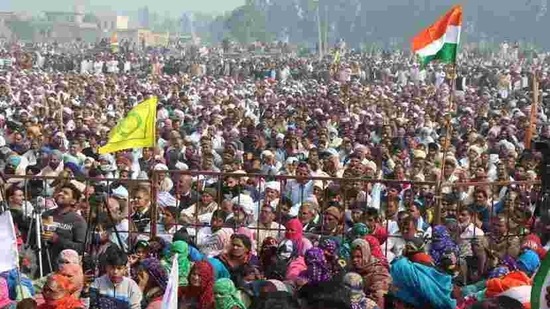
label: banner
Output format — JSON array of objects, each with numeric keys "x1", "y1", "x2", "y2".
[{"x1": 0, "y1": 211, "x2": 19, "y2": 273}]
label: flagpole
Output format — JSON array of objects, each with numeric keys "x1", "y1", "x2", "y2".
[
  {"x1": 524, "y1": 70, "x2": 539, "y2": 150},
  {"x1": 151, "y1": 98, "x2": 159, "y2": 238},
  {"x1": 434, "y1": 63, "x2": 457, "y2": 225}
]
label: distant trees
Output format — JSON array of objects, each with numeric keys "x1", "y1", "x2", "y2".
[{"x1": 224, "y1": 0, "x2": 273, "y2": 43}]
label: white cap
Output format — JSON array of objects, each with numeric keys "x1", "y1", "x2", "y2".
[
  {"x1": 154, "y1": 164, "x2": 169, "y2": 171},
  {"x1": 111, "y1": 186, "x2": 129, "y2": 200},
  {"x1": 265, "y1": 181, "x2": 281, "y2": 193},
  {"x1": 231, "y1": 194, "x2": 255, "y2": 215},
  {"x1": 175, "y1": 162, "x2": 189, "y2": 171}
]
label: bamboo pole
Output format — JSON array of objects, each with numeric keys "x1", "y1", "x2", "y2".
[
  {"x1": 434, "y1": 63, "x2": 457, "y2": 225},
  {"x1": 524, "y1": 71, "x2": 539, "y2": 150}
]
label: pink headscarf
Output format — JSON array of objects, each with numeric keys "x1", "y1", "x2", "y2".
[
  {"x1": 285, "y1": 219, "x2": 307, "y2": 255},
  {"x1": 285, "y1": 219, "x2": 304, "y2": 241}
]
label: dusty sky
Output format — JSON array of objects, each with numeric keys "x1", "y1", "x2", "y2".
[{"x1": 5, "y1": 0, "x2": 246, "y2": 15}]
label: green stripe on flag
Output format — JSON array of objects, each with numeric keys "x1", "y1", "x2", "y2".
[
  {"x1": 418, "y1": 43, "x2": 458, "y2": 66},
  {"x1": 531, "y1": 251, "x2": 550, "y2": 309}
]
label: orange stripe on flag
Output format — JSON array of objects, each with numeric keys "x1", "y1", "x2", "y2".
[{"x1": 411, "y1": 5, "x2": 463, "y2": 51}]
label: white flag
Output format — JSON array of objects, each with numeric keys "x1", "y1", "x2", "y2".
[
  {"x1": 0, "y1": 211, "x2": 19, "y2": 273},
  {"x1": 161, "y1": 254, "x2": 179, "y2": 309}
]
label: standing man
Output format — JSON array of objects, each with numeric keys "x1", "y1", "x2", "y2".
[{"x1": 41, "y1": 183, "x2": 87, "y2": 273}]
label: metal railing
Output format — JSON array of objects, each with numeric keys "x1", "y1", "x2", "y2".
[{"x1": 4, "y1": 172, "x2": 540, "y2": 273}]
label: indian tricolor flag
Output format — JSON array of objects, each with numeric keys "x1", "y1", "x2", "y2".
[{"x1": 411, "y1": 5, "x2": 462, "y2": 66}]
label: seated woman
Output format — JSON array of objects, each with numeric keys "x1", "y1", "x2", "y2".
[
  {"x1": 180, "y1": 261, "x2": 215, "y2": 309},
  {"x1": 299, "y1": 247, "x2": 332, "y2": 286},
  {"x1": 38, "y1": 274, "x2": 83, "y2": 309},
  {"x1": 136, "y1": 258, "x2": 168, "y2": 309},
  {"x1": 214, "y1": 278, "x2": 247, "y2": 309},
  {"x1": 264, "y1": 239, "x2": 306, "y2": 284},
  {"x1": 282, "y1": 219, "x2": 312, "y2": 256},
  {"x1": 350, "y1": 239, "x2": 392, "y2": 307},
  {"x1": 216, "y1": 234, "x2": 259, "y2": 286},
  {"x1": 389, "y1": 257, "x2": 457, "y2": 309},
  {"x1": 162, "y1": 241, "x2": 192, "y2": 287}
]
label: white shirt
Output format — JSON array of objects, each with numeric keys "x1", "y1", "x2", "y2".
[
  {"x1": 248, "y1": 221, "x2": 285, "y2": 246},
  {"x1": 93, "y1": 61, "x2": 104, "y2": 75},
  {"x1": 285, "y1": 180, "x2": 314, "y2": 217},
  {"x1": 107, "y1": 60, "x2": 119, "y2": 73},
  {"x1": 460, "y1": 223, "x2": 484, "y2": 242},
  {"x1": 196, "y1": 227, "x2": 234, "y2": 258}
]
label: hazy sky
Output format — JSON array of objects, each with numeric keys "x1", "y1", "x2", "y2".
[{"x1": 5, "y1": 0, "x2": 246, "y2": 15}]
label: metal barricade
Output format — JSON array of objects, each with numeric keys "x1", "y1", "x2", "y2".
[{"x1": 6, "y1": 171, "x2": 541, "y2": 281}]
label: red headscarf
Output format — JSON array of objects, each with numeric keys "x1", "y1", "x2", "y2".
[
  {"x1": 410, "y1": 253, "x2": 435, "y2": 267},
  {"x1": 364, "y1": 235, "x2": 389, "y2": 269},
  {"x1": 183, "y1": 261, "x2": 215, "y2": 309},
  {"x1": 39, "y1": 274, "x2": 83, "y2": 309},
  {"x1": 522, "y1": 234, "x2": 547, "y2": 260}
]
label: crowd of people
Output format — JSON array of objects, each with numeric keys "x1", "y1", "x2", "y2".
[{"x1": 0, "y1": 40, "x2": 547, "y2": 309}]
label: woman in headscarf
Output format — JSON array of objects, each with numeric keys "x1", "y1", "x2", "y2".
[
  {"x1": 343, "y1": 272, "x2": 379, "y2": 309},
  {"x1": 33, "y1": 249, "x2": 81, "y2": 294},
  {"x1": 216, "y1": 234, "x2": 259, "y2": 286},
  {"x1": 162, "y1": 241, "x2": 191, "y2": 287},
  {"x1": 0, "y1": 278, "x2": 15, "y2": 309},
  {"x1": 38, "y1": 274, "x2": 83, "y2": 309},
  {"x1": 57, "y1": 264, "x2": 84, "y2": 299},
  {"x1": 429, "y1": 225, "x2": 460, "y2": 275},
  {"x1": 350, "y1": 238, "x2": 391, "y2": 307},
  {"x1": 180, "y1": 261, "x2": 215, "y2": 309},
  {"x1": 148, "y1": 237, "x2": 170, "y2": 260},
  {"x1": 265, "y1": 239, "x2": 306, "y2": 283},
  {"x1": 214, "y1": 278, "x2": 247, "y2": 309},
  {"x1": 258, "y1": 237, "x2": 278, "y2": 272},
  {"x1": 236, "y1": 227, "x2": 257, "y2": 255},
  {"x1": 363, "y1": 235, "x2": 389, "y2": 270},
  {"x1": 136, "y1": 258, "x2": 168, "y2": 309},
  {"x1": 300, "y1": 247, "x2": 331, "y2": 285},
  {"x1": 283, "y1": 219, "x2": 312, "y2": 256},
  {"x1": 318, "y1": 238, "x2": 346, "y2": 277}
]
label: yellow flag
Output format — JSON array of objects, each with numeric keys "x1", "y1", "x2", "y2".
[{"x1": 99, "y1": 97, "x2": 158, "y2": 154}]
